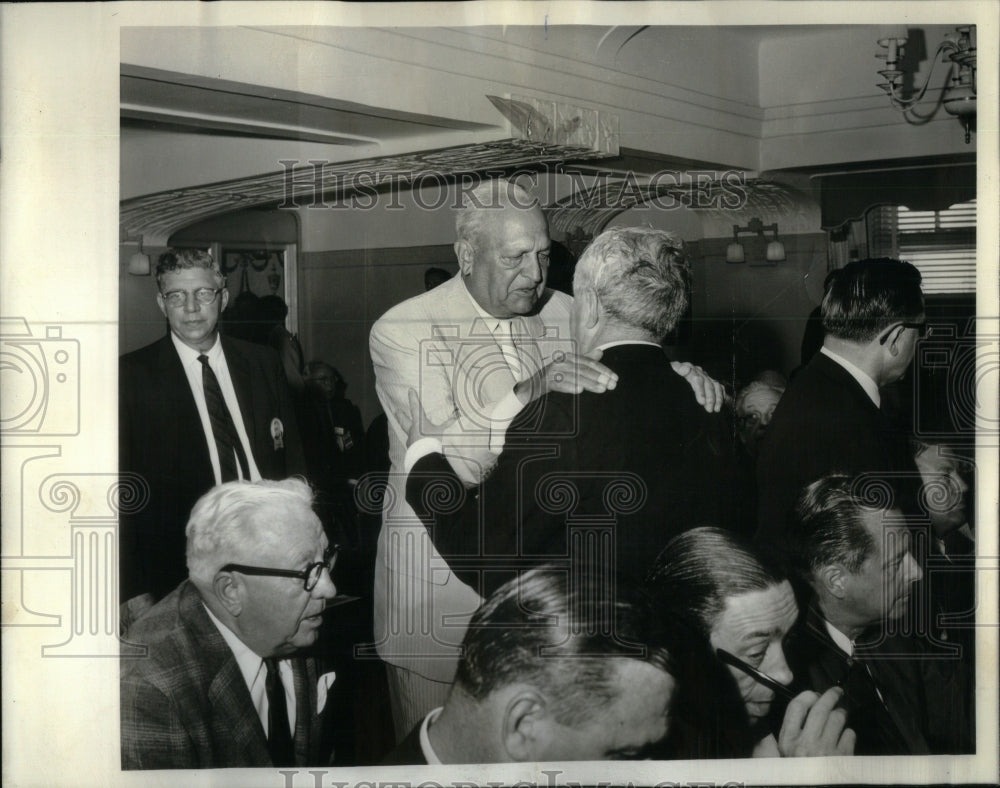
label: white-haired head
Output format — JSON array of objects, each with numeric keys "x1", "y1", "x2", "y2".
[{"x1": 185, "y1": 478, "x2": 319, "y2": 591}]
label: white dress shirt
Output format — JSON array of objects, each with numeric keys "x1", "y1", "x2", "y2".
[
  {"x1": 171, "y1": 333, "x2": 262, "y2": 484},
  {"x1": 203, "y1": 604, "x2": 295, "y2": 735}
]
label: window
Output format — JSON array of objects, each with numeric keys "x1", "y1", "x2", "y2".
[{"x1": 868, "y1": 201, "x2": 976, "y2": 294}]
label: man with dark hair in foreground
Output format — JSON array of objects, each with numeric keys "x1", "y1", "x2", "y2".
[{"x1": 383, "y1": 566, "x2": 676, "y2": 764}]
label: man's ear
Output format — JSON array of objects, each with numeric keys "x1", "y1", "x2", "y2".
[
  {"x1": 219, "y1": 285, "x2": 230, "y2": 312},
  {"x1": 580, "y1": 286, "x2": 600, "y2": 330},
  {"x1": 213, "y1": 571, "x2": 244, "y2": 616},
  {"x1": 454, "y1": 240, "x2": 475, "y2": 276},
  {"x1": 156, "y1": 292, "x2": 168, "y2": 319},
  {"x1": 817, "y1": 564, "x2": 848, "y2": 599},
  {"x1": 501, "y1": 688, "x2": 547, "y2": 762},
  {"x1": 885, "y1": 325, "x2": 905, "y2": 355}
]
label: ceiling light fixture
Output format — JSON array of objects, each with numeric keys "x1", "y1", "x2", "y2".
[{"x1": 876, "y1": 25, "x2": 977, "y2": 143}]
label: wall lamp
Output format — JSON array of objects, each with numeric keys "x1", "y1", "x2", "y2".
[
  {"x1": 726, "y1": 217, "x2": 785, "y2": 264},
  {"x1": 124, "y1": 238, "x2": 151, "y2": 276},
  {"x1": 876, "y1": 25, "x2": 976, "y2": 143}
]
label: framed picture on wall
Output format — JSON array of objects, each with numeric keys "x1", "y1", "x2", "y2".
[{"x1": 211, "y1": 242, "x2": 299, "y2": 342}]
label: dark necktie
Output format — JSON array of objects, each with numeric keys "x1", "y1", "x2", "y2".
[
  {"x1": 265, "y1": 658, "x2": 294, "y2": 766},
  {"x1": 198, "y1": 354, "x2": 250, "y2": 482}
]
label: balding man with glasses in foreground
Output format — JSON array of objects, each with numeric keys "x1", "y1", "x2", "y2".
[
  {"x1": 121, "y1": 478, "x2": 339, "y2": 769},
  {"x1": 120, "y1": 249, "x2": 305, "y2": 601}
]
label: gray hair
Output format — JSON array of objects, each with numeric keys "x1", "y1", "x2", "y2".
[
  {"x1": 572, "y1": 227, "x2": 690, "y2": 340},
  {"x1": 454, "y1": 178, "x2": 541, "y2": 250},
  {"x1": 156, "y1": 248, "x2": 224, "y2": 290},
  {"x1": 186, "y1": 478, "x2": 318, "y2": 589}
]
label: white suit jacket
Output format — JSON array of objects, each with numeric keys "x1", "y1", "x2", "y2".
[{"x1": 368, "y1": 274, "x2": 573, "y2": 681}]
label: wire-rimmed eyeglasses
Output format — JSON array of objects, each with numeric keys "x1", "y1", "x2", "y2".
[
  {"x1": 221, "y1": 545, "x2": 340, "y2": 592},
  {"x1": 160, "y1": 288, "x2": 223, "y2": 308}
]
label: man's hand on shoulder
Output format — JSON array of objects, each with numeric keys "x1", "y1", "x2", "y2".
[
  {"x1": 514, "y1": 348, "x2": 618, "y2": 404},
  {"x1": 671, "y1": 360, "x2": 726, "y2": 413}
]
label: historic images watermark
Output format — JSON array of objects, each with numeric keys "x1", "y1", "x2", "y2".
[
  {"x1": 276, "y1": 163, "x2": 749, "y2": 213},
  {"x1": 278, "y1": 771, "x2": 747, "y2": 788}
]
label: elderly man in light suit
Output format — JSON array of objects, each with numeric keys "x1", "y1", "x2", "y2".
[{"x1": 369, "y1": 178, "x2": 722, "y2": 737}]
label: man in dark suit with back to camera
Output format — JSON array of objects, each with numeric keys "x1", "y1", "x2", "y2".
[
  {"x1": 120, "y1": 249, "x2": 305, "y2": 601},
  {"x1": 756, "y1": 258, "x2": 925, "y2": 538},
  {"x1": 404, "y1": 226, "x2": 741, "y2": 597},
  {"x1": 120, "y1": 478, "x2": 338, "y2": 769}
]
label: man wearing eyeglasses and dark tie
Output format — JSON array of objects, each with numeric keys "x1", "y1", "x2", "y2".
[
  {"x1": 756, "y1": 258, "x2": 926, "y2": 539},
  {"x1": 121, "y1": 478, "x2": 338, "y2": 770},
  {"x1": 120, "y1": 249, "x2": 305, "y2": 602}
]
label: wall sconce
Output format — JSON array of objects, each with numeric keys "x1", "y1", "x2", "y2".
[
  {"x1": 124, "y1": 238, "x2": 151, "y2": 276},
  {"x1": 876, "y1": 25, "x2": 976, "y2": 143},
  {"x1": 726, "y1": 217, "x2": 785, "y2": 264}
]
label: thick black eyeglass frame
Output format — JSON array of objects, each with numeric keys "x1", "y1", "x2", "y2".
[
  {"x1": 221, "y1": 545, "x2": 340, "y2": 592},
  {"x1": 878, "y1": 321, "x2": 927, "y2": 345}
]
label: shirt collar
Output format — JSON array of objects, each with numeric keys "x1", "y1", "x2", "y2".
[
  {"x1": 820, "y1": 346, "x2": 880, "y2": 408},
  {"x1": 823, "y1": 618, "x2": 855, "y2": 657},
  {"x1": 419, "y1": 706, "x2": 444, "y2": 765},
  {"x1": 596, "y1": 340, "x2": 661, "y2": 352},
  {"x1": 171, "y1": 331, "x2": 222, "y2": 366},
  {"x1": 202, "y1": 602, "x2": 264, "y2": 688}
]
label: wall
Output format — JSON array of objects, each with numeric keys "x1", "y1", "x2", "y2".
[{"x1": 689, "y1": 232, "x2": 828, "y2": 387}]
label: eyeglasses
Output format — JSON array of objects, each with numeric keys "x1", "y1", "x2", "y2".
[
  {"x1": 161, "y1": 288, "x2": 223, "y2": 308},
  {"x1": 879, "y1": 321, "x2": 927, "y2": 345},
  {"x1": 715, "y1": 648, "x2": 796, "y2": 701},
  {"x1": 221, "y1": 545, "x2": 339, "y2": 592}
]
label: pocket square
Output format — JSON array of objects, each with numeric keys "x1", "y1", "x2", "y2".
[{"x1": 316, "y1": 671, "x2": 337, "y2": 714}]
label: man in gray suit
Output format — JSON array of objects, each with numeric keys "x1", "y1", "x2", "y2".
[{"x1": 121, "y1": 478, "x2": 337, "y2": 769}]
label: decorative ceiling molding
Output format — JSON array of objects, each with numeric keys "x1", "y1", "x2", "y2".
[
  {"x1": 545, "y1": 178, "x2": 805, "y2": 240},
  {"x1": 120, "y1": 138, "x2": 611, "y2": 245}
]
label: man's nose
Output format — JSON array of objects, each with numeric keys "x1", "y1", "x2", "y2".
[
  {"x1": 183, "y1": 292, "x2": 201, "y2": 312},
  {"x1": 312, "y1": 568, "x2": 337, "y2": 600},
  {"x1": 766, "y1": 648, "x2": 794, "y2": 687},
  {"x1": 904, "y1": 551, "x2": 924, "y2": 585},
  {"x1": 520, "y1": 254, "x2": 544, "y2": 284}
]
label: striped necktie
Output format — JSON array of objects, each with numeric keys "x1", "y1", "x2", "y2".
[{"x1": 198, "y1": 354, "x2": 250, "y2": 482}]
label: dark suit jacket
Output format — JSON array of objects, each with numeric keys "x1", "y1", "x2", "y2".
[
  {"x1": 784, "y1": 603, "x2": 972, "y2": 755},
  {"x1": 120, "y1": 581, "x2": 331, "y2": 769},
  {"x1": 406, "y1": 344, "x2": 740, "y2": 597},
  {"x1": 381, "y1": 719, "x2": 428, "y2": 765},
  {"x1": 120, "y1": 334, "x2": 306, "y2": 600},
  {"x1": 756, "y1": 351, "x2": 918, "y2": 538}
]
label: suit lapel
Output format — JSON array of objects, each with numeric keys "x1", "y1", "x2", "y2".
[
  {"x1": 220, "y1": 337, "x2": 255, "y2": 447},
  {"x1": 156, "y1": 337, "x2": 214, "y2": 477},
  {"x1": 178, "y1": 583, "x2": 271, "y2": 766}
]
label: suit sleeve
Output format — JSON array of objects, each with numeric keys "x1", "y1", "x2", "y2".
[
  {"x1": 120, "y1": 677, "x2": 198, "y2": 770},
  {"x1": 405, "y1": 452, "x2": 483, "y2": 588}
]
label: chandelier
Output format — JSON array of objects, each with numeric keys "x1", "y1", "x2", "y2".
[{"x1": 876, "y1": 26, "x2": 976, "y2": 143}]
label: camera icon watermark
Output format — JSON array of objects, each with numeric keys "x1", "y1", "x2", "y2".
[{"x1": 0, "y1": 317, "x2": 80, "y2": 436}]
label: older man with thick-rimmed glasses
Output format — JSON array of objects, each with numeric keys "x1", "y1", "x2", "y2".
[{"x1": 121, "y1": 478, "x2": 338, "y2": 770}]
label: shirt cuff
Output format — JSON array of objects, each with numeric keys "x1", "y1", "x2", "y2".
[
  {"x1": 488, "y1": 388, "x2": 526, "y2": 453},
  {"x1": 404, "y1": 437, "x2": 443, "y2": 473}
]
